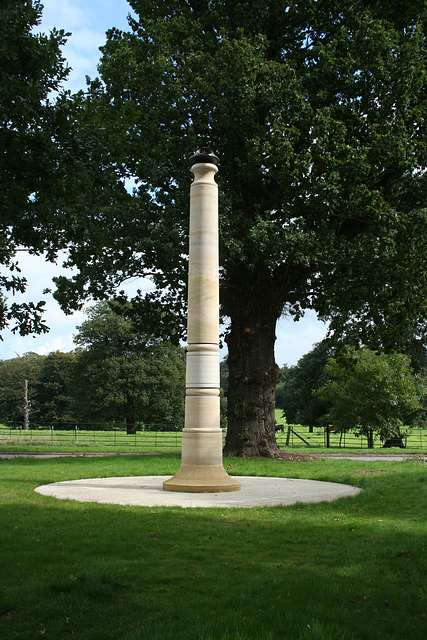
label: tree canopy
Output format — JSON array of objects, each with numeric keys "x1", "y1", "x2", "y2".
[
  {"x1": 0, "y1": 0, "x2": 73, "y2": 335},
  {"x1": 0, "y1": 352, "x2": 42, "y2": 424},
  {"x1": 72, "y1": 302, "x2": 186, "y2": 431},
  {"x1": 15, "y1": 0, "x2": 427, "y2": 455}
]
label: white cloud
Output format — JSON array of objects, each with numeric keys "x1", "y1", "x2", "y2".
[
  {"x1": 36, "y1": 0, "x2": 133, "y2": 92},
  {"x1": 33, "y1": 334, "x2": 77, "y2": 356},
  {"x1": 0, "y1": 253, "x2": 86, "y2": 360},
  {"x1": 40, "y1": 0, "x2": 87, "y2": 30},
  {"x1": 275, "y1": 312, "x2": 329, "y2": 367}
]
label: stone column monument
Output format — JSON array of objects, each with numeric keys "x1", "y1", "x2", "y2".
[{"x1": 163, "y1": 149, "x2": 241, "y2": 493}]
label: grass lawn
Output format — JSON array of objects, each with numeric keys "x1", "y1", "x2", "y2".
[{"x1": 0, "y1": 454, "x2": 426, "y2": 639}]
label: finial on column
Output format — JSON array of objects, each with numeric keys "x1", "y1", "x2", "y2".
[{"x1": 189, "y1": 148, "x2": 219, "y2": 166}]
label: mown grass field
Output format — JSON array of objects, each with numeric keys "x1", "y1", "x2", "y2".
[
  {"x1": 0, "y1": 424, "x2": 184, "y2": 453},
  {"x1": 0, "y1": 453, "x2": 426, "y2": 639},
  {"x1": 0, "y1": 411, "x2": 425, "y2": 454}
]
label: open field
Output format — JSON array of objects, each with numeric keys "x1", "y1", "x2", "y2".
[
  {"x1": 0, "y1": 454, "x2": 426, "y2": 639},
  {"x1": 0, "y1": 412, "x2": 425, "y2": 454},
  {"x1": 0, "y1": 424, "x2": 184, "y2": 453}
]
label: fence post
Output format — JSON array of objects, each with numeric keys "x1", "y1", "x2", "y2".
[
  {"x1": 51, "y1": 425, "x2": 54, "y2": 444},
  {"x1": 75, "y1": 425, "x2": 78, "y2": 444}
]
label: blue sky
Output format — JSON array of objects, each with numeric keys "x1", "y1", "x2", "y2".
[{"x1": 0, "y1": 0, "x2": 328, "y2": 365}]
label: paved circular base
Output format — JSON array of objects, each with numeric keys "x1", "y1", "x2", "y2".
[{"x1": 35, "y1": 476, "x2": 361, "y2": 508}]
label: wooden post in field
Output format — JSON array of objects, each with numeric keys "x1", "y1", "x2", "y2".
[{"x1": 23, "y1": 379, "x2": 29, "y2": 430}]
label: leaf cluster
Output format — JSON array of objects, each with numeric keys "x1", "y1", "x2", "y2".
[{"x1": 0, "y1": 0, "x2": 69, "y2": 334}]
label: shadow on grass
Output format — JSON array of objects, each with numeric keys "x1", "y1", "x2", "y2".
[{"x1": 1, "y1": 457, "x2": 426, "y2": 639}]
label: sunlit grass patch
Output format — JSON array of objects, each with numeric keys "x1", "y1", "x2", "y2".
[{"x1": 0, "y1": 455, "x2": 425, "y2": 639}]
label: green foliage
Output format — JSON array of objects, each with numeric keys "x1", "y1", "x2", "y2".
[
  {"x1": 3, "y1": 1, "x2": 426, "y2": 454},
  {"x1": 31, "y1": 351, "x2": 77, "y2": 424},
  {"x1": 277, "y1": 341, "x2": 332, "y2": 426},
  {"x1": 46, "y1": 0, "x2": 427, "y2": 455},
  {"x1": 0, "y1": 351, "x2": 78, "y2": 426},
  {"x1": 317, "y1": 347, "x2": 424, "y2": 440},
  {"x1": 54, "y1": 0, "x2": 427, "y2": 343},
  {"x1": 0, "y1": 352, "x2": 42, "y2": 423},
  {"x1": 0, "y1": 0, "x2": 71, "y2": 335},
  {"x1": 71, "y1": 301, "x2": 186, "y2": 429},
  {"x1": 0, "y1": 302, "x2": 186, "y2": 428}
]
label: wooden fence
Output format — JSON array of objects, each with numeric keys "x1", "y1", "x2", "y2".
[{"x1": 0, "y1": 424, "x2": 425, "y2": 451}]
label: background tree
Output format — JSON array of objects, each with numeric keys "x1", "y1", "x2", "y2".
[
  {"x1": 316, "y1": 347, "x2": 424, "y2": 447},
  {"x1": 52, "y1": 0, "x2": 427, "y2": 456},
  {"x1": 277, "y1": 341, "x2": 332, "y2": 427},
  {"x1": 72, "y1": 302, "x2": 185, "y2": 431},
  {"x1": 274, "y1": 365, "x2": 291, "y2": 411},
  {"x1": 31, "y1": 351, "x2": 77, "y2": 425}
]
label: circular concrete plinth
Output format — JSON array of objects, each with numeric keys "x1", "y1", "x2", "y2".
[{"x1": 35, "y1": 476, "x2": 361, "y2": 508}]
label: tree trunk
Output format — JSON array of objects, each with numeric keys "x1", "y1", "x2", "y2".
[
  {"x1": 126, "y1": 420, "x2": 136, "y2": 435},
  {"x1": 125, "y1": 403, "x2": 137, "y2": 434},
  {"x1": 223, "y1": 305, "x2": 281, "y2": 457}
]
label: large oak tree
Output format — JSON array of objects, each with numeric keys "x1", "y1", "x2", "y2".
[{"x1": 53, "y1": 0, "x2": 427, "y2": 456}]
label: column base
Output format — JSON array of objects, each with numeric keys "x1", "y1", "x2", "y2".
[{"x1": 163, "y1": 464, "x2": 241, "y2": 493}]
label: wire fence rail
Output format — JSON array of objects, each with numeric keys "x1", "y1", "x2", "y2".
[
  {"x1": 0, "y1": 423, "x2": 425, "y2": 451},
  {"x1": 275, "y1": 425, "x2": 426, "y2": 450},
  {"x1": 0, "y1": 424, "x2": 183, "y2": 452}
]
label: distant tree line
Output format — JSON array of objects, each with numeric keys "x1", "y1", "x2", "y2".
[{"x1": 0, "y1": 303, "x2": 186, "y2": 432}]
